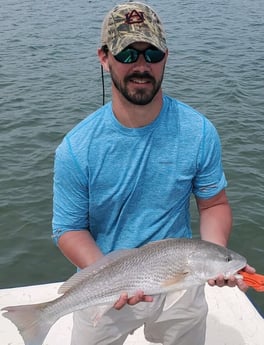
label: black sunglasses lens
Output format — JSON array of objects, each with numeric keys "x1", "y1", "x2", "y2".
[
  {"x1": 114, "y1": 48, "x2": 165, "y2": 64},
  {"x1": 145, "y1": 49, "x2": 165, "y2": 63},
  {"x1": 114, "y1": 49, "x2": 138, "y2": 63}
]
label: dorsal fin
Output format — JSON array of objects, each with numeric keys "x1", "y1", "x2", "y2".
[{"x1": 58, "y1": 248, "x2": 137, "y2": 294}]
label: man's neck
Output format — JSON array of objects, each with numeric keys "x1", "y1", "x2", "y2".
[{"x1": 111, "y1": 90, "x2": 163, "y2": 128}]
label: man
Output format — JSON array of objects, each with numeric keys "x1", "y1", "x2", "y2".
[{"x1": 52, "y1": 2, "x2": 254, "y2": 345}]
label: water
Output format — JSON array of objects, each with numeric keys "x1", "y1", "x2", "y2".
[{"x1": 0, "y1": 0, "x2": 263, "y2": 313}]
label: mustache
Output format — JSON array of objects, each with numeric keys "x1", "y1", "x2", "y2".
[{"x1": 125, "y1": 72, "x2": 155, "y2": 82}]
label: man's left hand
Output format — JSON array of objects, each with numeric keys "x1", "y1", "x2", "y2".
[{"x1": 208, "y1": 264, "x2": 256, "y2": 292}]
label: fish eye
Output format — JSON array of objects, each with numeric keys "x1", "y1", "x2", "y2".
[{"x1": 225, "y1": 254, "x2": 232, "y2": 262}]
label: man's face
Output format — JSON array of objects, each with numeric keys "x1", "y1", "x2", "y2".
[{"x1": 107, "y1": 42, "x2": 167, "y2": 105}]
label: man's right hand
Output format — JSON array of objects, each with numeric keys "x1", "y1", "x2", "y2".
[{"x1": 114, "y1": 290, "x2": 153, "y2": 310}]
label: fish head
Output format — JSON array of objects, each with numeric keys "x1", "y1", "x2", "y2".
[{"x1": 188, "y1": 241, "x2": 247, "y2": 281}]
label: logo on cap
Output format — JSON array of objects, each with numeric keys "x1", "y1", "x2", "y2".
[{"x1": 125, "y1": 10, "x2": 145, "y2": 25}]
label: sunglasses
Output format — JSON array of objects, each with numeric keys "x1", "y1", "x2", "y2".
[{"x1": 114, "y1": 47, "x2": 165, "y2": 64}]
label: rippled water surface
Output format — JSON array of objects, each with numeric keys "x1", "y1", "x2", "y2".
[{"x1": 0, "y1": 0, "x2": 263, "y2": 312}]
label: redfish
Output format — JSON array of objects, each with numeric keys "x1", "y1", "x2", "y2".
[{"x1": 1, "y1": 238, "x2": 247, "y2": 345}]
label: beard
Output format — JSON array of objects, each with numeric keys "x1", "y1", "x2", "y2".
[{"x1": 109, "y1": 67, "x2": 164, "y2": 106}]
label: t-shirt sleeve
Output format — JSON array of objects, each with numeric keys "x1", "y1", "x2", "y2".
[
  {"x1": 52, "y1": 137, "x2": 89, "y2": 245},
  {"x1": 192, "y1": 120, "x2": 227, "y2": 199}
]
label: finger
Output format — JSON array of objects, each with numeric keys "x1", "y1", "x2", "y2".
[
  {"x1": 207, "y1": 279, "x2": 216, "y2": 287},
  {"x1": 114, "y1": 293, "x2": 128, "y2": 310},
  {"x1": 127, "y1": 290, "x2": 145, "y2": 305},
  {"x1": 142, "y1": 295, "x2": 154, "y2": 302},
  {"x1": 114, "y1": 291, "x2": 154, "y2": 310},
  {"x1": 236, "y1": 278, "x2": 249, "y2": 292},
  {"x1": 243, "y1": 264, "x2": 256, "y2": 274},
  {"x1": 127, "y1": 291, "x2": 153, "y2": 305},
  {"x1": 215, "y1": 274, "x2": 226, "y2": 287},
  {"x1": 225, "y1": 276, "x2": 237, "y2": 287}
]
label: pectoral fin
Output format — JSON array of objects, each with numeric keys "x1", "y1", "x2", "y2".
[
  {"x1": 163, "y1": 290, "x2": 187, "y2": 311},
  {"x1": 162, "y1": 272, "x2": 189, "y2": 287}
]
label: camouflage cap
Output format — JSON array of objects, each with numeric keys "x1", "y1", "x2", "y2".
[{"x1": 101, "y1": 2, "x2": 167, "y2": 56}]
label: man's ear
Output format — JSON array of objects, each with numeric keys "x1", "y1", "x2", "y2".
[{"x1": 98, "y1": 48, "x2": 110, "y2": 72}]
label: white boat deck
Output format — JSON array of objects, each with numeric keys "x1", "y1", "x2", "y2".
[{"x1": 0, "y1": 282, "x2": 263, "y2": 345}]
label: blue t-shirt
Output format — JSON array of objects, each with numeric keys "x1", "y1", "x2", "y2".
[{"x1": 52, "y1": 95, "x2": 227, "y2": 254}]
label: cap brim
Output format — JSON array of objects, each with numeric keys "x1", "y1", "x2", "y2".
[{"x1": 109, "y1": 33, "x2": 167, "y2": 56}]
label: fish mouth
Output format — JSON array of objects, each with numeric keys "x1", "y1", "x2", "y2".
[{"x1": 223, "y1": 261, "x2": 247, "y2": 279}]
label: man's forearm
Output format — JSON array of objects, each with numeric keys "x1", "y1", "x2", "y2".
[
  {"x1": 197, "y1": 190, "x2": 233, "y2": 247},
  {"x1": 58, "y1": 230, "x2": 103, "y2": 269},
  {"x1": 199, "y1": 203, "x2": 232, "y2": 246}
]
